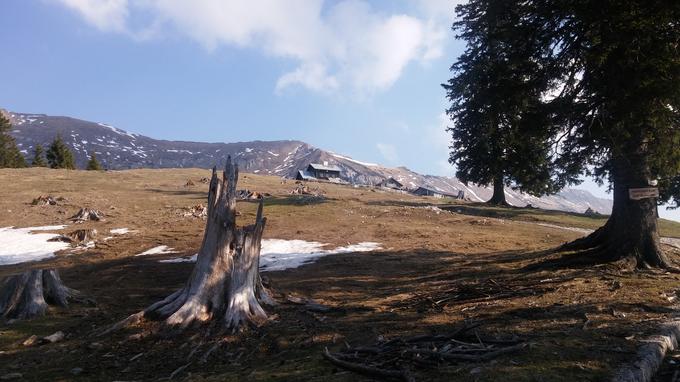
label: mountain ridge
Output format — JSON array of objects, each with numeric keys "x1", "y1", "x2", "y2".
[{"x1": 3, "y1": 109, "x2": 613, "y2": 215}]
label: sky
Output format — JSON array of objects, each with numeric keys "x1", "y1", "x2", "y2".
[{"x1": 1, "y1": 0, "x2": 678, "y2": 221}]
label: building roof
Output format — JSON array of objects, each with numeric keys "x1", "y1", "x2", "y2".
[
  {"x1": 308, "y1": 163, "x2": 342, "y2": 172},
  {"x1": 296, "y1": 170, "x2": 317, "y2": 180},
  {"x1": 380, "y1": 177, "x2": 404, "y2": 187}
]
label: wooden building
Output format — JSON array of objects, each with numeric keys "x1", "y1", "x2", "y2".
[{"x1": 296, "y1": 162, "x2": 342, "y2": 181}]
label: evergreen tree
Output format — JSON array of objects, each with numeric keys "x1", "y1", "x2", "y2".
[
  {"x1": 519, "y1": 0, "x2": 680, "y2": 269},
  {"x1": 443, "y1": 0, "x2": 563, "y2": 205},
  {"x1": 0, "y1": 113, "x2": 27, "y2": 168},
  {"x1": 46, "y1": 134, "x2": 76, "y2": 170},
  {"x1": 86, "y1": 151, "x2": 102, "y2": 170},
  {"x1": 31, "y1": 144, "x2": 47, "y2": 167}
]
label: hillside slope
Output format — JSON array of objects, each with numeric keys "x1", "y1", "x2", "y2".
[{"x1": 3, "y1": 109, "x2": 612, "y2": 214}]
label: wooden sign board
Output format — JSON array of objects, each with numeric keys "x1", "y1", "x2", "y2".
[{"x1": 628, "y1": 187, "x2": 659, "y2": 200}]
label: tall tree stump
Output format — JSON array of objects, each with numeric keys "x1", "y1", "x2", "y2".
[
  {"x1": 113, "y1": 157, "x2": 271, "y2": 331},
  {"x1": 0, "y1": 269, "x2": 81, "y2": 320}
]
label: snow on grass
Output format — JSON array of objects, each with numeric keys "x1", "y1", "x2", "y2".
[
  {"x1": 261, "y1": 240, "x2": 381, "y2": 271},
  {"x1": 136, "y1": 245, "x2": 179, "y2": 256},
  {"x1": 0, "y1": 225, "x2": 69, "y2": 265},
  {"x1": 157, "y1": 240, "x2": 382, "y2": 271},
  {"x1": 110, "y1": 228, "x2": 133, "y2": 235}
]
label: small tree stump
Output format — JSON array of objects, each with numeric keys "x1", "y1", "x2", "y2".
[
  {"x1": 110, "y1": 156, "x2": 272, "y2": 332},
  {"x1": 70, "y1": 208, "x2": 104, "y2": 222},
  {"x1": 0, "y1": 269, "x2": 82, "y2": 320}
]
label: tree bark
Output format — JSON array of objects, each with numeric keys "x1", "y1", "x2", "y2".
[
  {"x1": 561, "y1": 146, "x2": 672, "y2": 269},
  {"x1": 115, "y1": 156, "x2": 270, "y2": 331},
  {"x1": 0, "y1": 269, "x2": 81, "y2": 320},
  {"x1": 487, "y1": 174, "x2": 508, "y2": 205}
]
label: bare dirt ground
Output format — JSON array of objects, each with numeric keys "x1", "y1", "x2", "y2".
[{"x1": 2, "y1": 167, "x2": 680, "y2": 381}]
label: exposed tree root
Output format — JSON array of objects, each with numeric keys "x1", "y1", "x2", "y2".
[
  {"x1": 0, "y1": 269, "x2": 83, "y2": 320},
  {"x1": 533, "y1": 221, "x2": 677, "y2": 272}
]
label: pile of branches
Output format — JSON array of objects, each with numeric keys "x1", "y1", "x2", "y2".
[
  {"x1": 236, "y1": 189, "x2": 270, "y2": 200},
  {"x1": 398, "y1": 278, "x2": 555, "y2": 313},
  {"x1": 323, "y1": 323, "x2": 525, "y2": 381},
  {"x1": 290, "y1": 184, "x2": 325, "y2": 196},
  {"x1": 182, "y1": 204, "x2": 208, "y2": 218}
]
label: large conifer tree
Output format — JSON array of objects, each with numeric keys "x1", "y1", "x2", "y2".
[
  {"x1": 524, "y1": 0, "x2": 680, "y2": 269},
  {"x1": 443, "y1": 0, "x2": 563, "y2": 205}
]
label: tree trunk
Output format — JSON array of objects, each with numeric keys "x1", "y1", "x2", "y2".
[
  {"x1": 561, "y1": 149, "x2": 672, "y2": 269},
  {"x1": 487, "y1": 174, "x2": 508, "y2": 205},
  {"x1": 0, "y1": 269, "x2": 81, "y2": 320},
  {"x1": 114, "y1": 156, "x2": 271, "y2": 331}
]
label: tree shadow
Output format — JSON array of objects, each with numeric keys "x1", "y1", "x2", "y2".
[
  {"x1": 0, "y1": 246, "x2": 668, "y2": 381},
  {"x1": 440, "y1": 203, "x2": 609, "y2": 222}
]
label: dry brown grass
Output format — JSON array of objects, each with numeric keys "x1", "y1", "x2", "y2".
[{"x1": 0, "y1": 167, "x2": 679, "y2": 381}]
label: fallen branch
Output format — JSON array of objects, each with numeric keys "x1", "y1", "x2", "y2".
[{"x1": 323, "y1": 348, "x2": 414, "y2": 382}]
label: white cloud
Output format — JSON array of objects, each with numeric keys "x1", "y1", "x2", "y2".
[
  {"x1": 376, "y1": 143, "x2": 398, "y2": 163},
  {"x1": 56, "y1": 0, "x2": 129, "y2": 32},
  {"x1": 51, "y1": 0, "x2": 450, "y2": 94}
]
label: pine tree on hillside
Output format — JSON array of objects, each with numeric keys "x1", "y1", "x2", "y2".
[
  {"x1": 46, "y1": 134, "x2": 76, "y2": 170},
  {"x1": 86, "y1": 151, "x2": 102, "y2": 171},
  {"x1": 31, "y1": 144, "x2": 47, "y2": 167},
  {"x1": 0, "y1": 113, "x2": 26, "y2": 168},
  {"x1": 443, "y1": 0, "x2": 564, "y2": 205}
]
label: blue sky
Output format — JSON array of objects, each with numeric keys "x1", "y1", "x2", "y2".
[{"x1": 1, "y1": 0, "x2": 678, "y2": 220}]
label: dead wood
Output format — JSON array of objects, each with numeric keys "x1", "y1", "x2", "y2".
[
  {"x1": 70, "y1": 208, "x2": 104, "y2": 222},
  {"x1": 49, "y1": 229, "x2": 98, "y2": 245},
  {"x1": 108, "y1": 156, "x2": 270, "y2": 333},
  {"x1": 0, "y1": 269, "x2": 83, "y2": 320},
  {"x1": 322, "y1": 322, "x2": 524, "y2": 380},
  {"x1": 323, "y1": 348, "x2": 414, "y2": 382},
  {"x1": 182, "y1": 204, "x2": 207, "y2": 218},
  {"x1": 612, "y1": 320, "x2": 680, "y2": 382},
  {"x1": 31, "y1": 195, "x2": 63, "y2": 206}
]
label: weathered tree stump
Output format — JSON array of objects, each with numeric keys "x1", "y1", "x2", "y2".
[
  {"x1": 0, "y1": 269, "x2": 82, "y2": 320},
  {"x1": 110, "y1": 157, "x2": 272, "y2": 332},
  {"x1": 49, "y1": 228, "x2": 98, "y2": 245},
  {"x1": 70, "y1": 208, "x2": 104, "y2": 222}
]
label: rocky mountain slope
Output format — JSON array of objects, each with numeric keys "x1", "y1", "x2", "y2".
[{"x1": 3, "y1": 109, "x2": 612, "y2": 214}]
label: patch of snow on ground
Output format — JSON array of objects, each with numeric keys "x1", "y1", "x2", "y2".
[
  {"x1": 158, "y1": 239, "x2": 382, "y2": 271},
  {"x1": 0, "y1": 225, "x2": 69, "y2": 265},
  {"x1": 110, "y1": 228, "x2": 134, "y2": 235},
  {"x1": 136, "y1": 245, "x2": 178, "y2": 256},
  {"x1": 260, "y1": 240, "x2": 381, "y2": 271}
]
